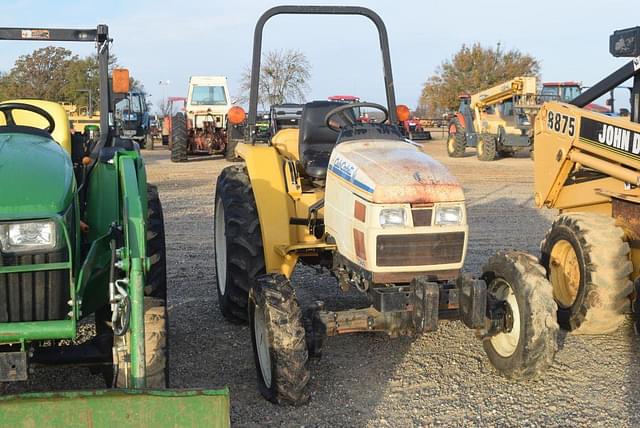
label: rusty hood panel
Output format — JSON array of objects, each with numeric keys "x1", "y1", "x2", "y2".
[{"x1": 328, "y1": 139, "x2": 464, "y2": 204}]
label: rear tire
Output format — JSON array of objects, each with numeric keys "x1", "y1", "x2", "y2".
[
  {"x1": 446, "y1": 117, "x2": 466, "y2": 157},
  {"x1": 146, "y1": 184, "x2": 167, "y2": 300},
  {"x1": 540, "y1": 213, "x2": 633, "y2": 334},
  {"x1": 214, "y1": 165, "x2": 265, "y2": 323},
  {"x1": 482, "y1": 251, "x2": 558, "y2": 380},
  {"x1": 249, "y1": 274, "x2": 310, "y2": 405},
  {"x1": 477, "y1": 135, "x2": 498, "y2": 161},
  {"x1": 170, "y1": 113, "x2": 188, "y2": 162}
]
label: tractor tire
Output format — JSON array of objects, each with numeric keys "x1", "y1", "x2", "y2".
[
  {"x1": 214, "y1": 165, "x2": 265, "y2": 323},
  {"x1": 540, "y1": 213, "x2": 633, "y2": 334},
  {"x1": 170, "y1": 113, "x2": 188, "y2": 162},
  {"x1": 146, "y1": 184, "x2": 167, "y2": 300},
  {"x1": 482, "y1": 250, "x2": 558, "y2": 380},
  {"x1": 249, "y1": 274, "x2": 310, "y2": 405},
  {"x1": 446, "y1": 118, "x2": 466, "y2": 158},
  {"x1": 477, "y1": 135, "x2": 498, "y2": 161},
  {"x1": 225, "y1": 138, "x2": 242, "y2": 162},
  {"x1": 115, "y1": 297, "x2": 168, "y2": 388}
]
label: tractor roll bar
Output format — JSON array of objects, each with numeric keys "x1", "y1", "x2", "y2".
[
  {"x1": 247, "y1": 5, "x2": 398, "y2": 139},
  {"x1": 0, "y1": 25, "x2": 112, "y2": 151}
]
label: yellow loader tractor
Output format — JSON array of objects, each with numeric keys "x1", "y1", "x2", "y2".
[
  {"x1": 533, "y1": 26, "x2": 640, "y2": 334},
  {"x1": 214, "y1": 5, "x2": 558, "y2": 405}
]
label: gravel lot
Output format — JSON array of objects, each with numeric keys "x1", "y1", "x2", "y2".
[{"x1": 8, "y1": 137, "x2": 640, "y2": 427}]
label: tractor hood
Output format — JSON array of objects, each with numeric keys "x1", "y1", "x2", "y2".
[
  {"x1": 328, "y1": 139, "x2": 464, "y2": 204},
  {"x1": 0, "y1": 133, "x2": 74, "y2": 219}
]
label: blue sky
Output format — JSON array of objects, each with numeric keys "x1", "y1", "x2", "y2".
[{"x1": 1, "y1": 0, "x2": 639, "y2": 113}]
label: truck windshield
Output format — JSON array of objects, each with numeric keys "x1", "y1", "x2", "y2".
[{"x1": 191, "y1": 86, "x2": 227, "y2": 105}]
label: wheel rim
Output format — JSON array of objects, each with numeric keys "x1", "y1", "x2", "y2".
[
  {"x1": 549, "y1": 239, "x2": 580, "y2": 308},
  {"x1": 477, "y1": 140, "x2": 484, "y2": 156},
  {"x1": 489, "y1": 278, "x2": 521, "y2": 358},
  {"x1": 214, "y1": 200, "x2": 227, "y2": 295},
  {"x1": 254, "y1": 304, "x2": 272, "y2": 388},
  {"x1": 447, "y1": 136, "x2": 456, "y2": 153}
]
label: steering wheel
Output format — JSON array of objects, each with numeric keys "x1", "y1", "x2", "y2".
[
  {"x1": 324, "y1": 102, "x2": 389, "y2": 132},
  {"x1": 0, "y1": 102, "x2": 56, "y2": 133}
]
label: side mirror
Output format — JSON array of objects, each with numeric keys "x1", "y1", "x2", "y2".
[{"x1": 112, "y1": 68, "x2": 130, "y2": 94}]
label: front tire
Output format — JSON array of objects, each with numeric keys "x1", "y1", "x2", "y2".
[
  {"x1": 446, "y1": 117, "x2": 466, "y2": 158},
  {"x1": 540, "y1": 213, "x2": 633, "y2": 334},
  {"x1": 477, "y1": 135, "x2": 498, "y2": 161},
  {"x1": 249, "y1": 274, "x2": 310, "y2": 405},
  {"x1": 115, "y1": 297, "x2": 168, "y2": 388},
  {"x1": 214, "y1": 165, "x2": 265, "y2": 322},
  {"x1": 482, "y1": 251, "x2": 558, "y2": 380},
  {"x1": 170, "y1": 113, "x2": 188, "y2": 162}
]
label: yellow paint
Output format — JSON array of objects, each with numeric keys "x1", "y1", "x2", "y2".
[
  {"x1": 236, "y1": 142, "x2": 299, "y2": 277},
  {"x1": 533, "y1": 101, "x2": 640, "y2": 286},
  {"x1": 0, "y1": 99, "x2": 72, "y2": 154},
  {"x1": 271, "y1": 128, "x2": 300, "y2": 160}
]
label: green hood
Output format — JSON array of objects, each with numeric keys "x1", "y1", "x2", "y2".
[{"x1": 0, "y1": 133, "x2": 74, "y2": 219}]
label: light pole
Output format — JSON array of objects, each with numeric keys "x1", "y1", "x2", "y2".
[{"x1": 158, "y1": 80, "x2": 170, "y2": 116}]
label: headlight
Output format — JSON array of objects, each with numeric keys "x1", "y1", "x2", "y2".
[
  {"x1": 379, "y1": 208, "x2": 406, "y2": 227},
  {"x1": 0, "y1": 221, "x2": 59, "y2": 253},
  {"x1": 434, "y1": 205, "x2": 463, "y2": 225}
]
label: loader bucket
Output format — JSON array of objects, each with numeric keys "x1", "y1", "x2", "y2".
[{"x1": 0, "y1": 388, "x2": 230, "y2": 427}]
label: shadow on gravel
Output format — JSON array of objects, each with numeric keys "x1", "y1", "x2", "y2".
[{"x1": 182, "y1": 154, "x2": 224, "y2": 163}]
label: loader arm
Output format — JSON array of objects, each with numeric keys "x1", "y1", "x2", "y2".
[{"x1": 470, "y1": 76, "x2": 538, "y2": 111}]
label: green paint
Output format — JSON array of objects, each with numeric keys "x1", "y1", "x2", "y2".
[
  {"x1": 0, "y1": 320, "x2": 75, "y2": 341},
  {"x1": 0, "y1": 388, "x2": 231, "y2": 428},
  {"x1": 0, "y1": 134, "x2": 74, "y2": 219}
]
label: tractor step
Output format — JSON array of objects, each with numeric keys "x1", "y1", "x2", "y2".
[{"x1": 0, "y1": 351, "x2": 27, "y2": 382}]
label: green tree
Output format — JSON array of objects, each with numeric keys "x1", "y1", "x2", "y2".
[
  {"x1": 419, "y1": 43, "x2": 540, "y2": 116},
  {"x1": 0, "y1": 47, "x2": 143, "y2": 114}
]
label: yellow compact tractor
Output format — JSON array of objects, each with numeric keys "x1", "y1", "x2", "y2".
[
  {"x1": 533, "y1": 26, "x2": 640, "y2": 334},
  {"x1": 214, "y1": 5, "x2": 559, "y2": 405}
]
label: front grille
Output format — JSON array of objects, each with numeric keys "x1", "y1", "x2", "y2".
[
  {"x1": 376, "y1": 232, "x2": 465, "y2": 267},
  {"x1": 0, "y1": 250, "x2": 70, "y2": 322},
  {"x1": 411, "y1": 208, "x2": 432, "y2": 227}
]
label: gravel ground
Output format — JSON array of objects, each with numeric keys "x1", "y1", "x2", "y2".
[{"x1": 7, "y1": 137, "x2": 640, "y2": 427}]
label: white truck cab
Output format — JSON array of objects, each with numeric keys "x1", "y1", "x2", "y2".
[{"x1": 186, "y1": 76, "x2": 231, "y2": 129}]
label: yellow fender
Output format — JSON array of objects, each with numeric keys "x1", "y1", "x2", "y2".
[{"x1": 235, "y1": 142, "x2": 299, "y2": 277}]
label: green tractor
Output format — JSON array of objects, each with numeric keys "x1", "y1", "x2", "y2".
[{"x1": 0, "y1": 26, "x2": 229, "y2": 425}]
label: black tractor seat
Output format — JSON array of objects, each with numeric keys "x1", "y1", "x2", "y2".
[{"x1": 298, "y1": 100, "x2": 349, "y2": 179}]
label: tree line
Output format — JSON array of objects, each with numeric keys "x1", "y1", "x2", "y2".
[
  {"x1": 0, "y1": 44, "x2": 539, "y2": 119},
  {"x1": 0, "y1": 46, "x2": 144, "y2": 114}
]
